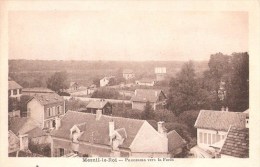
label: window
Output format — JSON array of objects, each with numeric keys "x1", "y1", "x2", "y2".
[
  {"x1": 52, "y1": 120, "x2": 56, "y2": 128},
  {"x1": 46, "y1": 121, "x2": 49, "y2": 128},
  {"x1": 13, "y1": 89, "x2": 17, "y2": 95},
  {"x1": 216, "y1": 134, "x2": 221, "y2": 142},
  {"x1": 222, "y1": 135, "x2": 225, "y2": 139},
  {"x1": 204, "y1": 133, "x2": 207, "y2": 144},
  {"x1": 199, "y1": 132, "x2": 203, "y2": 143},
  {"x1": 53, "y1": 107, "x2": 56, "y2": 116},
  {"x1": 47, "y1": 108, "x2": 50, "y2": 116},
  {"x1": 59, "y1": 148, "x2": 64, "y2": 156},
  {"x1": 212, "y1": 134, "x2": 216, "y2": 144},
  {"x1": 208, "y1": 133, "x2": 211, "y2": 145},
  {"x1": 19, "y1": 89, "x2": 22, "y2": 94}
]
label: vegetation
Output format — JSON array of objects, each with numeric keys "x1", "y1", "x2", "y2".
[
  {"x1": 46, "y1": 71, "x2": 69, "y2": 92},
  {"x1": 167, "y1": 52, "x2": 249, "y2": 115},
  {"x1": 28, "y1": 141, "x2": 51, "y2": 157}
]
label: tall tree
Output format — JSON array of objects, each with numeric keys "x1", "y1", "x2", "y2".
[
  {"x1": 46, "y1": 71, "x2": 69, "y2": 92},
  {"x1": 142, "y1": 101, "x2": 155, "y2": 120},
  {"x1": 167, "y1": 61, "x2": 200, "y2": 115}
]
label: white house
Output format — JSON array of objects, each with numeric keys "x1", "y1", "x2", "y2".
[
  {"x1": 135, "y1": 78, "x2": 156, "y2": 87},
  {"x1": 123, "y1": 69, "x2": 135, "y2": 80},
  {"x1": 100, "y1": 76, "x2": 115, "y2": 87},
  {"x1": 155, "y1": 67, "x2": 166, "y2": 81},
  {"x1": 192, "y1": 110, "x2": 247, "y2": 157},
  {"x1": 8, "y1": 80, "x2": 23, "y2": 100},
  {"x1": 27, "y1": 93, "x2": 65, "y2": 130}
]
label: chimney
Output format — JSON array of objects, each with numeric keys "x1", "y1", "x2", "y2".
[
  {"x1": 157, "y1": 121, "x2": 167, "y2": 136},
  {"x1": 55, "y1": 117, "x2": 61, "y2": 130},
  {"x1": 19, "y1": 134, "x2": 28, "y2": 150},
  {"x1": 109, "y1": 120, "x2": 115, "y2": 145},
  {"x1": 96, "y1": 109, "x2": 102, "y2": 120}
]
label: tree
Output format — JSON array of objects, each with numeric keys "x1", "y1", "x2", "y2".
[
  {"x1": 142, "y1": 101, "x2": 155, "y2": 120},
  {"x1": 8, "y1": 97, "x2": 19, "y2": 112},
  {"x1": 46, "y1": 71, "x2": 69, "y2": 92},
  {"x1": 167, "y1": 61, "x2": 200, "y2": 115}
]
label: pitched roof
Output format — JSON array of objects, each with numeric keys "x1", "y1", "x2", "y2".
[
  {"x1": 86, "y1": 100, "x2": 109, "y2": 109},
  {"x1": 8, "y1": 117, "x2": 40, "y2": 135},
  {"x1": 23, "y1": 87, "x2": 54, "y2": 93},
  {"x1": 27, "y1": 127, "x2": 47, "y2": 138},
  {"x1": 8, "y1": 80, "x2": 22, "y2": 90},
  {"x1": 51, "y1": 110, "x2": 145, "y2": 148},
  {"x1": 220, "y1": 126, "x2": 249, "y2": 158},
  {"x1": 167, "y1": 130, "x2": 186, "y2": 152},
  {"x1": 123, "y1": 69, "x2": 134, "y2": 74},
  {"x1": 131, "y1": 89, "x2": 166, "y2": 103},
  {"x1": 29, "y1": 93, "x2": 64, "y2": 106},
  {"x1": 194, "y1": 110, "x2": 247, "y2": 131}
]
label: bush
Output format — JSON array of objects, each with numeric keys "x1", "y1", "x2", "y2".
[{"x1": 28, "y1": 141, "x2": 51, "y2": 157}]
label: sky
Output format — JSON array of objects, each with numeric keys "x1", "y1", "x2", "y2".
[{"x1": 8, "y1": 11, "x2": 248, "y2": 61}]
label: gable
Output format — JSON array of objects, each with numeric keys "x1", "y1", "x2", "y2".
[{"x1": 130, "y1": 121, "x2": 168, "y2": 153}]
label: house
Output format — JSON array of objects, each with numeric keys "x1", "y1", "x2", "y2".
[
  {"x1": 220, "y1": 126, "x2": 249, "y2": 158},
  {"x1": 22, "y1": 87, "x2": 55, "y2": 96},
  {"x1": 131, "y1": 89, "x2": 167, "y2": 110},
  {"x1": 8, "y1": 80, "x2": 23, "y2": 100},
  {"x1": 155, "y1": 67, "x2": 166, "y2": 81},
  {"x1": 100, "y1": 76, "x2": 115, "y2": 87},
  {"x1": 135, "y1": 78, "x2": 156, "y2": 86},
  {"x1": 220, "y1": 111, "x2": 249, "y2": 158},
  {"x1": 85, "y1": 99, "x2": 112, "y2": 115},
  {"x1": 51, "y1": 110, "x2": 185, "y2": 157},
  {"x1": 8, "y1": 117, "x2": 51, "y2": 157},
  {"x1": 26, "y1": 93, "x2": 65, "y2": 130},
  {"x1": 69, "y1": 82, "x2": 79, "y2": 91},
  {"x1": 123, "y1": 69, "x2": 135, "y2": 80},
  {"x1": 192, "y1": 110, "x2": 247, "y2": 157}
]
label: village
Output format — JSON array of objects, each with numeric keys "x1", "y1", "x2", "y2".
[{"x1": 8, "y1": 53, "x2": 249, "y2": 158}]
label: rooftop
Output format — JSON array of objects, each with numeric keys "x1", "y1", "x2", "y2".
[
  {"x1": 131, "y1": 89, "x2": 166, "y2": 103},
  {"x1": 29, "y1": 93, "x2": 64, "y2": 106},
  {"x1": 51, "y1": 110, "x2": 145, "y2": 148},
  {"x1": 167, "y1": 130, "x2": 186, "y2": 152},
  {"x1": 86, "y1": 100, "x2": 109, "y2": 109},
  {"x1": 8, "y1": 117, "x2": 41, "y2": 136},
  {"x1": 194, "y1": 110, "x2": 247, "y2": 131},
  {"x1": 23, "y1": 87, "x2": 54, "y2": 93},
  {"x1": 137, "y1": 78, "x2": 156, "y2": 83},
  {"x1": 8, "y1": 80, "x2": 22, "y2": 90},
  {"x1": 220, "y1": 126, "x2": 249, "y2": 158}
]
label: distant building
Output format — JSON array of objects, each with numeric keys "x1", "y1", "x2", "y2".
[
  {"x1": 69, "y1": 82, "x2": 79, "y2": 91},
  {"x1": 8, "y1": 80, "x2": 23, "y2": 100},
  {"x1": 26, "y1": 93, "x2": 65, "y2": 130},
  {"x1": 155, "y1": 67, "x2": 166, "y2": 81},
  {"x1": 100, "y1": 76, "x2": 115, "y2": 87},
  {"x1": 85, "y1": 100, "x2": 112, "y2": 115},
  {"x1": 191, "y1": 110, "x2": 248, "y2": 158},
  {"x1": 135, "y1": 78, "x2": 156, "y2": 87},
  {"x1": 123, "y1": 69, "x2": 135, "y2": 80},
  {"x1": 22, "y1": 87, "x2": 55, "y2": 96},
  {"x1": 51, "y1": 110, "x2": 185, "y2": 157},
  {"x1": 131, "y1": 89, "x2": 167, "y2": 110}
]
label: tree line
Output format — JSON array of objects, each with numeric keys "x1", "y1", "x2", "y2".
[{"x1": 167, "y1": 52, "x2": 249, "y2": 115}]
